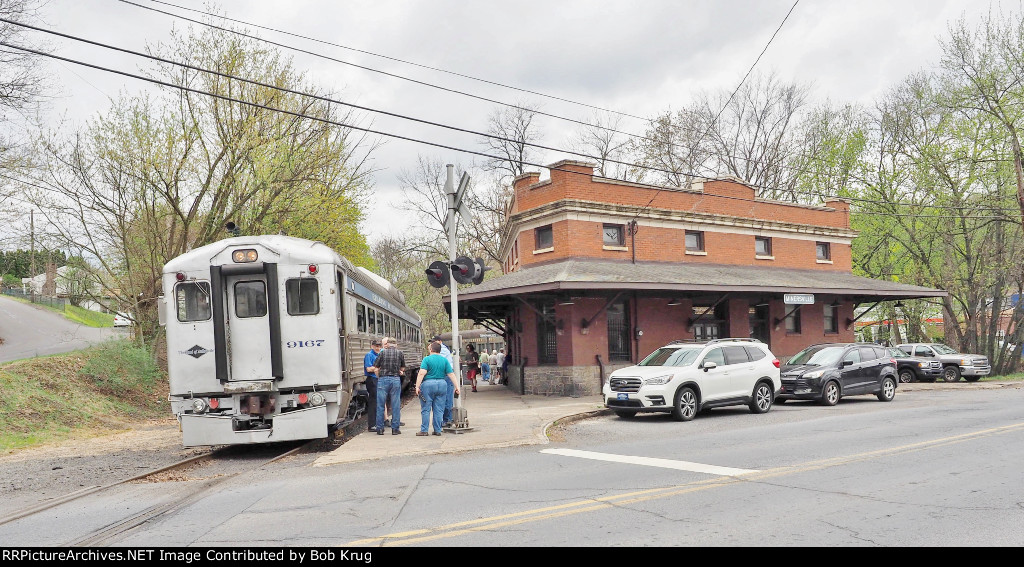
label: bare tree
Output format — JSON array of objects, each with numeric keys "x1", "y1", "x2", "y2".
[
  {"x1": 479, "y1": 102, "x2": 541, "y2": 183},
  {"x1": 636, "y1": 110, "x2": 709, "y2": 188},
  {"x1": 567, "y1": 112, "x2": 642, "y2": 182}
]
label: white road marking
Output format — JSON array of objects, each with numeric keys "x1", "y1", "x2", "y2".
[{"x1": 541, "y1": 448, "x2": 758, "y2": 476}]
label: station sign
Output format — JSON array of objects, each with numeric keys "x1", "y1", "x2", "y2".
[{"x1": 784, "y1": 293, "x2": 815, "y2": 305}]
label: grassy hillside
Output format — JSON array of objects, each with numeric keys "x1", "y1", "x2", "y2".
[{"x1": 0, "y1": 340, "x2": 168, "y2": 451}]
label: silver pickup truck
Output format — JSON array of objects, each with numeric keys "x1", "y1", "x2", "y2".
[{"x1": 894, "y1": 343, "x2": 990, "y2": 383}]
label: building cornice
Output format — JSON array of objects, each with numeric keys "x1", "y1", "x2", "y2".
[{"x1": 499, "y1": 198, "x2": 858, "y2": 260}]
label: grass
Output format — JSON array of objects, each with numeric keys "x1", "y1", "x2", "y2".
[
  {"x1": 0, "y1": 340, "x2": 168, "y2": 451},
  {"x1": 64, "y1": 305, "x2": 115, "y2": 327},
  {"x1": 3, "y1": 294, "x2": 115, "y2": 327}
]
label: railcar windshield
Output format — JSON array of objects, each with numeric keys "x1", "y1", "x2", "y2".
[
  {"x1": 175, "y1": 281, "x2": 211, "y2": 322},
  {"x1": 787, "y1": 345, "x2": 846, "y2": 366},
  {"x1": 639, "y1": 346, "x2": 703, "y2": 367}
]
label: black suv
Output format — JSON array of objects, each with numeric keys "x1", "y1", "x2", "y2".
[
  {"x1": 886, "y1": 347, "x2": 942, "y2": 383},
  {"x1": 777, "y1": 343, "x2": 898, "y2": 405}
]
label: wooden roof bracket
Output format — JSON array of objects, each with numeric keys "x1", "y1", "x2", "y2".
[
  {"x1": 846, "y1": 300, "x2": 883, "y2": 331},
  {"x1": 688, "y1": 292, "x2": 732, "y2": 329}
]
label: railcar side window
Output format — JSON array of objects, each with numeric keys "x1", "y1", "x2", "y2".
[
  {"x1": 175, "y1": 281, "x2": 211, "y2": 322},
  {"x1": 234, "y1": 281, "x2": 268, "y2": 318},
  {"x1": 376, "y1": 312, "x2": 384, "y2": 336},
  {"x1": 357, "y1": 303, "x2": 367, "y2": 332},
  {"x1": 367, "y1": 307, "x2": 376, "y2": 334},
  {"x1": 286, "y1": 278, "x2": 319, "y2": 315}
]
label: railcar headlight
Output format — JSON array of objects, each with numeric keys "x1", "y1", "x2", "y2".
[
  {"x1": 644, "y1": 374, "x2": 672, "y2": 385},
  {"x1": 190, "y1": 398, "x2": 207, "y2": 413},
  {"x1": 232, "y1": 249, "x2": 258, "y2": 263},
  {"x1": 309, "y1": 392, "x2": 326, "y2": 406}
]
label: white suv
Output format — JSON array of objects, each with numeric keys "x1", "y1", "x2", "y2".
[{"x1": 603, "y1": 338, "x2": 781, "y2": 421}]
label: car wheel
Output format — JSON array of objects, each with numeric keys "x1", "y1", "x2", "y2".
[
  {"x1": 942, "y1": 366, "x2": 961, "y2": 382},
  {"x1": 671, "y1": 386, "x2": 697, "y2": 422},
  {"x1": 898, "y1": 369, "x2": 915, "y2": 383},
  {"x1": 964, "y1": 376, "x2": 981, "y2": 383},
  {"x1": 820, "y1": 381, "x2": 841, "y2": 406},
  {"x1": 749, "y1": 382, "x2": 774, "y2": 414},
  {"x1": 613, "y1": 410, "x2": 638, "y2": 418},
  {"x1": 877, "y1": 376, "x2": 896, "y2": 402}
]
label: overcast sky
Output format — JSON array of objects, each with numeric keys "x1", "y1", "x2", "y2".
[{"x1": 20, "y1": 0, "x2": 1003, "y2": 246}]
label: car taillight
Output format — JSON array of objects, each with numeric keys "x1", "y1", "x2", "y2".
[
  {"x1": 772, "y1": 359, "x2": 781, "y2": 368},
  {"x1": 890, "y1": 358, "x2": 897, "y2": 365}
]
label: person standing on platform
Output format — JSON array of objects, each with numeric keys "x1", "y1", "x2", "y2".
[
  {"x1": 432, "y1": 335, "x2": 457, "y2": 427},
  {"x1": 374, "y1": 337, "x2": 406, "y2": 435},
  {"x1": 465, "y1": 343, "x2": 480, "y2": 392},
  {"x1": 479, "y1": 348, "x2": 491, "y2": 383},
  {"x1": 415, "y1": 341, "x2": 459, "y2": 436},
  {"x1": 363, "y1": 338, "x2": 382, "y2": 432},
  {"x1": 492, "y1": 349, "x2": 503, "y2": 384}
]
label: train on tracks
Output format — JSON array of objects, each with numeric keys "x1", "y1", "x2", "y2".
[{"x1": 159, "y1": 234, "x2": 423, "y2": 447}]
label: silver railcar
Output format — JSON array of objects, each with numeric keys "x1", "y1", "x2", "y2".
[{"x1": 160, "y1": 235, "x2": 422, "y2": 447}]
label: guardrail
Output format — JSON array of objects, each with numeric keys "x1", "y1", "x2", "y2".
[{"x1": 1, "y1": 288, "x2": 66, "y2": 311}]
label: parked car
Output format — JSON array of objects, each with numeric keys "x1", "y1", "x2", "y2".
[
  {"x1": 894, "y1": 343, "x2": 990, "y2": 383},
  {"x1": 777, "y1": 343, "x2": 898, "y2": 406},
  {"x1": 887, "y1": 347, "x2": 942, "y2": 383},
  {"x1": 112, "y1": 312, "x2": 133, "y2": 327},
  {"x1": 603, "y1": 338, "x2": 781, "y2": 421}
]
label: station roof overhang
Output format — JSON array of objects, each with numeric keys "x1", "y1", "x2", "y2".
[{"x1": 443, "y1": 258, "x2": 947, "y2": 326}]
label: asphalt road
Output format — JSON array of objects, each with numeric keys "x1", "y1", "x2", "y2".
[
  {"x1": 2, "y1": 385, "x2": 1022, "y2": 547},
  {"x1": 0, "y1": 295, "x2": 122, "y2": 363}
]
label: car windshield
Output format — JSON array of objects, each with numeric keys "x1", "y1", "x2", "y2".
[
  {"x1": 787, "y1": 345, "x2": 846, "y2": 366},
  {"x1": 931, "y1": 344, "x2": 959, "y2": 355},
  {"x1": 639, "y1": 346, "x2": 703, "y2": 367},
  {"x1": 888, "y1": 348, "x2": 908, "y2": 358}
]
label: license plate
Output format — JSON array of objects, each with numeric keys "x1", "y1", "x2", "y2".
[{"x1": 617, "y1": 393, "x2": 629, "y2": 400}]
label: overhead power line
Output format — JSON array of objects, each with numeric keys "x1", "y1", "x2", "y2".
[
  {"x1": 128, "y1": 0, "x2": 651, "y2": 124},
  {"x1": 631, "y1": 0, "x2": 800, "y2": 225},
  {"x1": 2, "y1": 41, "x2": 1018, "y2": 222},
  {"x1": 11, "y1": 19, "x2": 1018, "y2": 216}
]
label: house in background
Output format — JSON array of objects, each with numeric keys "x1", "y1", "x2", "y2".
[{"x1": 447, "y1": 160, "x2": 947, "y2": 397}]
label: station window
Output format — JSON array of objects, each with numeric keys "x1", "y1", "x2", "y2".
[
  {"x1": 234, "y1": 281, "x2": 268, "y2": 318},
  {"x1": 824, "y1": 304, "x2": 838, "y2": 334},
  {"x1": 785, "y1": 307, "x2": 802, "y2": 334},
  {"x1": 175, "y1": 281, "x2": 211, "y2": 322},
  {"x1": 685, "y1": 230, "x2": 705, "y2": 253},
  {"x1": 755, "y1": 236, "x2": 772, "y2": 256},
  {"x1": 603, "y1": 224, "x2": 625, "y2": 246},
  {"x1": 535, "y1": 225, "x2": 553, "y2": 250},
  {"x1": 285, "y1": 278, "x2": 319, "y2": 315},
  {"x1": 816, "y1": 242, "x2": 831, "y2": 261},
  {"x1": 357, "y1": 303, "x2": 367, "y2": 333}
]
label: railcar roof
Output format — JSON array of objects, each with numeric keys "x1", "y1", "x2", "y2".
[{"x1": 163, "y1": 235, "x2": 346, "y2": 273}]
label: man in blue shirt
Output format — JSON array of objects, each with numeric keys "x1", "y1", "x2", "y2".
[
  {"x1": 363, "y1": 339, "x2": 382, "y2": 433},
  {"x1": 415, "y1": 341, "x2": 460, "y2": 435},
  {"x1": 432, "y1": 335, "x2": 457, "y2": 427}
]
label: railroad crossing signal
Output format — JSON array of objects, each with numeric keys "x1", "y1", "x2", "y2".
[{"x1": 425, "y1": 260, "x2": 450, "y2": 289}]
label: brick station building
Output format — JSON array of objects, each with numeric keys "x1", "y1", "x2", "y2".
[{"x1": 446, "y1": 160, "x2": 945, "y2": 397}]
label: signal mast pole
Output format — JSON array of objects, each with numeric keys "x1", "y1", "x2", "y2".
[{"x1": 445, "y1": 165, "x2": 465, "y2": 414}]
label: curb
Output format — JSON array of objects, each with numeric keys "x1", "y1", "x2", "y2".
[{"x1": 541, "y1": 407, "x2": 611, "y2": 440}]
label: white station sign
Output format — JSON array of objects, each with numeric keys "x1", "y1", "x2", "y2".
[{"x1": 784, "y1": 293, "x2": 815, "y2": 305}]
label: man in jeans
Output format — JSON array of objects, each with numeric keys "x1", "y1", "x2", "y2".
[
  {"x1": 363, "y1": 338, "x2": 382, "y2": 432},
  {"x1": 374, "y1": 337, "x2": 406, "y2": 435}
]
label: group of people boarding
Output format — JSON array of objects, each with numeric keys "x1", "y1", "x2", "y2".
[{"x1": 362, "y1": 335, "x2": 506, "y2": 437}]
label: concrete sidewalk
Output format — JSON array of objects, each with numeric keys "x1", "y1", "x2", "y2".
[
  {"x1": 311, "y1": 379, "x2": 1022, "y2": 467},
  {"x1": 313, "y1": 382, "x2": 606, "y2": 467}
]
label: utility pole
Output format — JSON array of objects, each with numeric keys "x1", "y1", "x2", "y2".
[{"x1": 29, "y1": 210, "x2": 35, "y2": 300}]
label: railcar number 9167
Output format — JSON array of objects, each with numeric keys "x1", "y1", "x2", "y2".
[{"x1": 286, "y1": 339, "x2": 325, "y2": 348}]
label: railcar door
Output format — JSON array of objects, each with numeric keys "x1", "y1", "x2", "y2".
[{"x1": 226, "y1": 275, "x2": 273, "y2": 381}]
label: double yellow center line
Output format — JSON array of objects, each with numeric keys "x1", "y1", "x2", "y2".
[{"x1": 345, "y1": 421, "x2": 1024, "y2": 546}]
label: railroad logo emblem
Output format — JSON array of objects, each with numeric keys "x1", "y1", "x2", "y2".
[{"x1": 181, "y1": 345, "x2": 213, "y2": 358}]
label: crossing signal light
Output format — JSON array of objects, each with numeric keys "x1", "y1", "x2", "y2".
[
  {"x1": 451, "y1": 256, "x2": 476, "y2": 285},
  {"x1": 425, "y1": 260, "x2": 450, "y2": 288}
]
